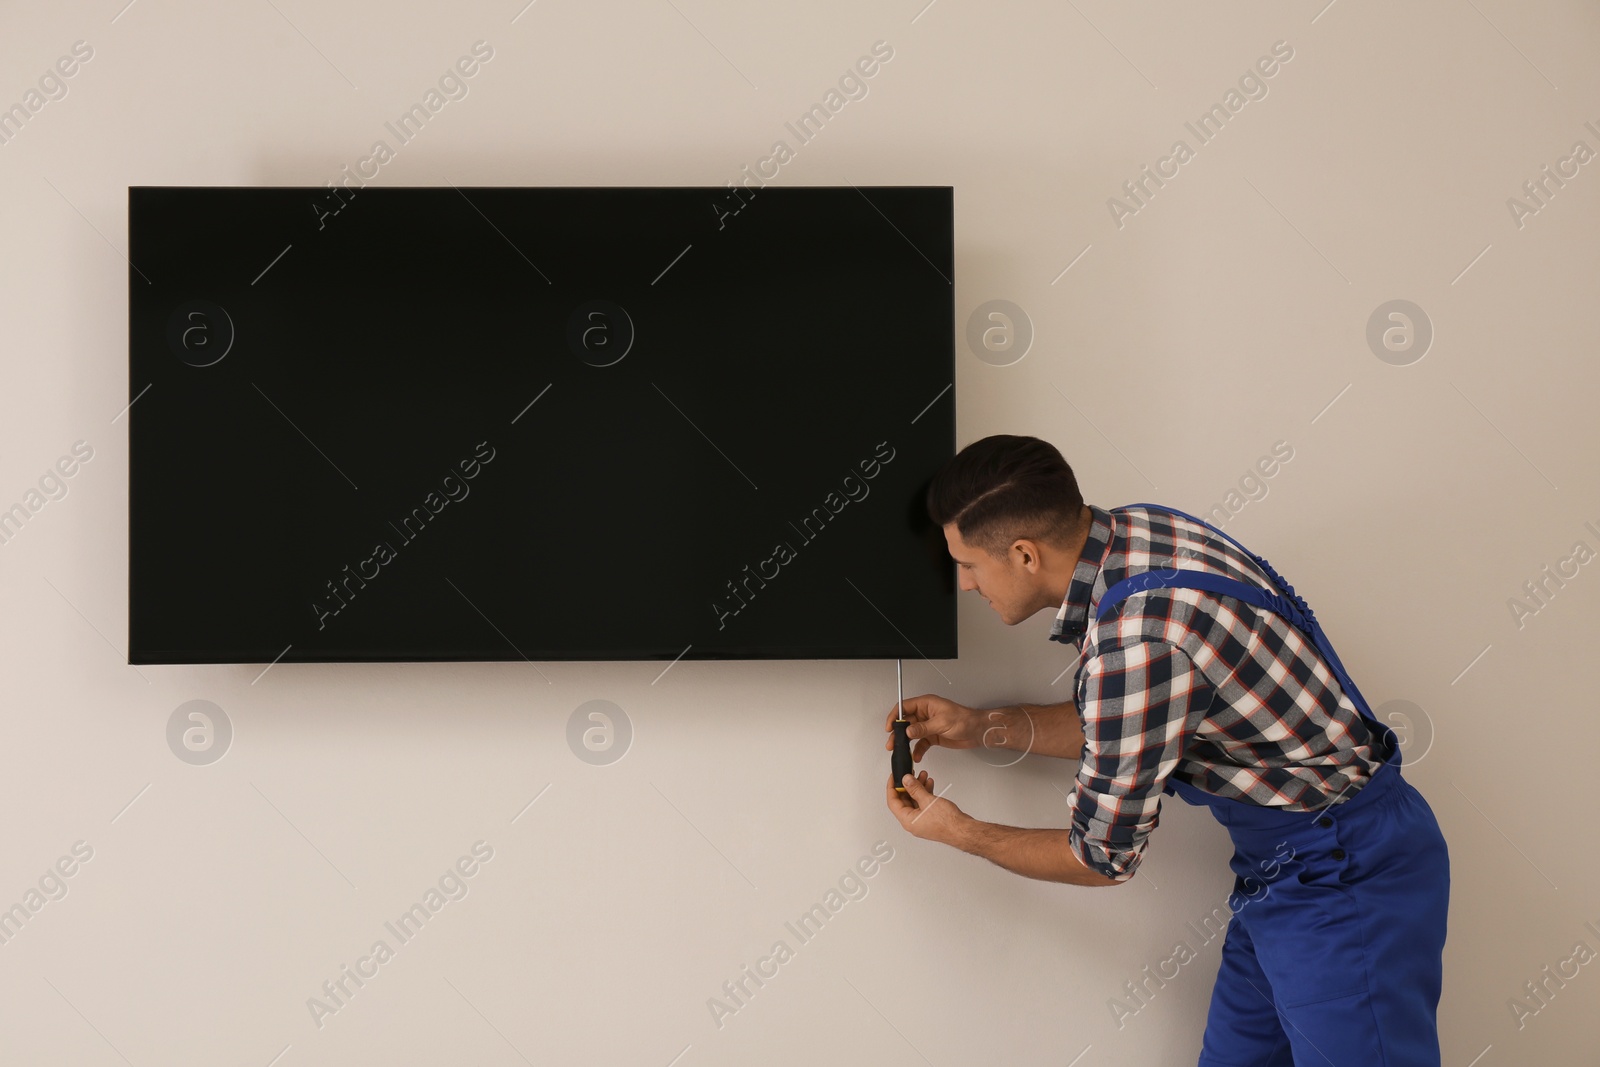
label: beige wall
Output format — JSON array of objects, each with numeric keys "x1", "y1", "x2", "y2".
[{"x1": 1, "y1": 0, "x2": 1596, "y2": 1063}]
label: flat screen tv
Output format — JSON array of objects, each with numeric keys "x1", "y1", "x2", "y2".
[{"x1": 128, "y1": 185, "x2": 956, "y2": 664}]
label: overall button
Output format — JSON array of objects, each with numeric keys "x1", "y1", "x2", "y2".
[
  {"x1": 1331, "y1": 848, "x2": 1346, "y2": 860},
  {"x1": 1317, "y1": 816, "x2": 1333, "y2": 828}
]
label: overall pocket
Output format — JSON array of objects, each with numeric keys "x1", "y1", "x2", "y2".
[{"x1": 1235, "y1": 843, "x2": 1371, "y2": 1008}]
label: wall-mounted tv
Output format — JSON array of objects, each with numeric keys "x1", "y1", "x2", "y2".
[{"x1": 128, "y1": 185, "x2": 956, "y2": 664}]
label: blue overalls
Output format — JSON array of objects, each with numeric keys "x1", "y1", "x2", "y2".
[{"x1": 1095, "y1": 503, "x2": 1450, "y2": 1067}]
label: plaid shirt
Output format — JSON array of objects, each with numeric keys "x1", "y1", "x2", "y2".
[{"x1": 1048, "y1": 504, "x2": 1383, "y2": 883}]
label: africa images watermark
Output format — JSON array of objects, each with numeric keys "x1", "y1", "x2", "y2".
[
  {"x1": 706, "y1": 841, "x2": 895, "y2": 1030},
  {"x1": 1505, "y1": 119, "x2": 1600, "y2": 231},
  {"x1": 0, "y1": 841, "x2": 95, "y2": 949},
  {"x1": 1506, "y1": 916, "x2": 1600, "y2": 1030},
  {"x1": 313, "y1": 40, "x2": 496, "y2": 229},
  {"x1": 0, "y1": 440, "x2": 95, "y2": 548},
  {"x1": 711, "y1": 440, "x2": 897, "y2": 630},
  {"x1": 1506, "y1": 518, "x2": 1600, "y2": 631},
  {"x1": 1107, "y1": 39, "x2": 1295, "y2": 229},
  {"x1": 1108, "y1": 840, "x2": 1295, "y2": 1030},
  {"x1": 1199, "y1": 439, "x2": 1295, "y2": 530},
  {"x1": 567, "y1": 699, "x2": 633, "y2": 765},
  {"x1": 312, "y1": 440, "x2": 496, "y2": 630},
  {"x1": 306, "y1": 840, "x2": 495, "y2": 1029},
  {"x1": 0, "y1": 40, "x2": 94, "y2": 149},
  {"x1": 712, "y1": 39, "x2": 896, "y2": 230}
]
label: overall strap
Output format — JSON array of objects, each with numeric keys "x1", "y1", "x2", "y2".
[
  {"x1": 1113, "y1": 502, "x2": 1319, "y2": 629},
  {"x1": 1096, "y1": 503, "x2": 1389, "y2": 750},
  {"x1": 1097, "y1": 569, "x2": 1312, "y2": 631}
]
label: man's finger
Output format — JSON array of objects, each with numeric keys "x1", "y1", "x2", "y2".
[{"x1": 886, "y1": 773, "x2": 917, "y2": 818}]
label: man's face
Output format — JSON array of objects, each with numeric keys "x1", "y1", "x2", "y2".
[{"x1": 943, "y1": 523, "x2": 1035, "y2": 625}]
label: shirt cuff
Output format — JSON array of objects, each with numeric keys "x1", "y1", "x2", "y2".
[{"x1": 1068, "y1": 827, "x2": 1142, "y2": 883}]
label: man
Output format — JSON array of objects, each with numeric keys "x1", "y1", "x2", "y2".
[{"x1": 885, "y1": 434, "x2": 1450, "y2": 1066}]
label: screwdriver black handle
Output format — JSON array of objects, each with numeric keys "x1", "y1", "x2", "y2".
[{"x1": 892, "y1": 716, "x2": 913, "y2": 792}]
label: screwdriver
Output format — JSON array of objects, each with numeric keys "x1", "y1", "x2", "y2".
[{"x1": 892, "y1": 658, "x2": 913, "y2": 792}]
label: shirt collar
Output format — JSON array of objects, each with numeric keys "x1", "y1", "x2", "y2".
[{"x1": 1048, "y1": 504, "x2": 1114, "y2": 643}]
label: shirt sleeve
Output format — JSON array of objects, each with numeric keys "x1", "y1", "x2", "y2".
[{"x1": 1067, "y1": 639, "x2": 1214, "y2": 882}]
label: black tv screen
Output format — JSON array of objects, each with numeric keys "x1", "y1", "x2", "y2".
[{"x1": 128, "y1": 185, "x2": 956, "y2": 664}]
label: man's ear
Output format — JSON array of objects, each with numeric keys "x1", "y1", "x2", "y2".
[{"x1": 1011, "y1": 539, "x2": 1039, "y2": 570}]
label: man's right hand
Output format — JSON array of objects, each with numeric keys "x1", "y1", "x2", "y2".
[{"x1": 886, "y1": 695, "x2": 998, "y2": 762}]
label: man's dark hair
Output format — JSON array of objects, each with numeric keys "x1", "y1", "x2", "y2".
[{"x1": 925, "y1": 435, "x2": 1086, "y2": 559}]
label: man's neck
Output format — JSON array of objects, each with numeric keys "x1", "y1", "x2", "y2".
[{"x1": 1045, "y1": 505, "x2": 1094, "y2": 608}]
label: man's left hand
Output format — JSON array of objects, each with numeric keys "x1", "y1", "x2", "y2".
[{"x1": 886, "y1": 769, "x2": 970, "y2": 845}]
